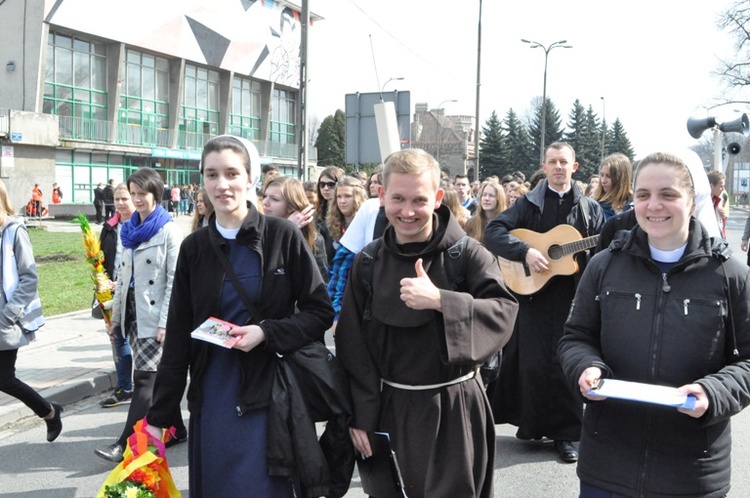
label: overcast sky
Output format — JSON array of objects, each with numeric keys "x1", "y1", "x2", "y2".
[{"x1": 306, "y1": 0, "x2": 742, "y2": 159}]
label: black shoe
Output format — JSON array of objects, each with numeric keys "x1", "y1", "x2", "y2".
[
  {"x1": 554, "y1": 440, "x2": 578, "y2": 463},
  {"x1": 163, "y1": 431, "x2": 188, "y2": 448},
  {"x1": 45, "y1": 403, "x2": 63, "y2": 442},
  {"x1": 94, "y1": 443, "x2": 124, "y2": 463}
]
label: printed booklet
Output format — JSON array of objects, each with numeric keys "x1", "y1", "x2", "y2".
[{"x1": 190, "y1": 317, "x2": 241, "y2": 348}]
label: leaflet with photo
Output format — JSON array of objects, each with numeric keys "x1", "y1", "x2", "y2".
[{"x1": 190, "y1": 317, "x2": 241, "y2": 349}]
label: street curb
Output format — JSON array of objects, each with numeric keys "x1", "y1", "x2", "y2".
[{"x1": 0, "y1": 368, "x2": 117, "y2": 430}]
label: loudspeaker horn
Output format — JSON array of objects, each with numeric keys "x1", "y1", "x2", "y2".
[
  {"x1": 687, "y1": 116, "x2": 717, "y2": 139},
  {"x1": 719, "y1": 113, "x2": 750, "y2": 136},
  {"x1": 727, "y1": 142, "x2": 742, "y2": 155}
]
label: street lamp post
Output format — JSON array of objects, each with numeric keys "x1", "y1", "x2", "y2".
[
  {"x1": 521, "y1": 38, "x2": 572, "y2": 165},
  {"x1": 436, "y1": 99, "x2": 457, "y2": 166},
  {"x1": 600, "y1": 96, "x2": 606, "y2": 162},
  {"x1": 380, "y1": 77, "x2": 404, "y2": 100}
]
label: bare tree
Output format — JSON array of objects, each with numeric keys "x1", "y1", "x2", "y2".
[{"x1": 717, "y1": 1, "x2": 750, "y2": 88}]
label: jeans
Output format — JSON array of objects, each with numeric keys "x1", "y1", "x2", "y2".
[
  {"x1": 180, "y1": 198, "x2": 188, "y2": 214},
  {"x1": 112, "y1": 325, "x2": 133, "y2": 392}
]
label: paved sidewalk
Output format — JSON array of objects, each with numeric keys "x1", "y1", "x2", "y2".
[{"x1": 0, "y1": 213, "x2": 194, "y2": 429}]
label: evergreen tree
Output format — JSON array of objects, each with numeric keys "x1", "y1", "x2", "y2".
[
  {"x1": 575, "y1": 105, "x2": 603, "y2": 180},
  {"x1": 479, "y1": 111, "x2": 505, "y2": 179},
  {"x1": 564, "y1": 99, "x2": 587, "y2": 160},
  {"x1": 314, "y1": 109, "x2": 345, "y2": 166},
  {"x1": 503, "y1": 108, "x2": 536, "y2": 178},
  {"x1": 608, "y1": 118, "x2": 635, "y2": 161},
  {"x1": 528, "y1": 97, "x2": 564, "y2": 164}
]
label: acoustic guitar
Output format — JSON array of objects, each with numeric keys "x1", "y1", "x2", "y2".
[{"x1": 498, "y1": 225, "x2": 600, "y2": 295}]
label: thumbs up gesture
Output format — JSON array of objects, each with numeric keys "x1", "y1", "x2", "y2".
[{"x1": 399, "y1": 258, "x2": 442, "y2": 311}]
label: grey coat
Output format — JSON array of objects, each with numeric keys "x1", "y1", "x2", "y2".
[
  {"x1": 0, "y1": 219, "x2": 38, "y2": 350},
  {"x1": 111, "y1": 222, "x2": 181, "y2": 337}
]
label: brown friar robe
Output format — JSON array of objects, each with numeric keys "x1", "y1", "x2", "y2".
[{"x1": 336, "y1": 206, "x2": 518, "y2": 498}]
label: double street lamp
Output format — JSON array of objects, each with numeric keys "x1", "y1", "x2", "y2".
[
  {"x1": 521, "y1": 38, "x2": 572, "y2": 165},
  {"x1": 436, "y1": 99, "x2": 458, "y2": 165}
]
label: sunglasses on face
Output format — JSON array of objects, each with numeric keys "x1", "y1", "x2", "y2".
[{"x1": 319, "y1": 181, "x2": 337, "y2": 189}]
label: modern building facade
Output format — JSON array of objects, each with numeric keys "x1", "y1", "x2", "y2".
[{"x1": 0, "y1": 0, "x2": 317, "y2": 211}]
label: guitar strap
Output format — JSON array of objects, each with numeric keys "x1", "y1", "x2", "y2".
[{"x1": 577, "y1": 196, "x2": 591, "y2": 237}]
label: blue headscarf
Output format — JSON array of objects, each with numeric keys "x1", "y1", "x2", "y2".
[{"x1": 121, "y1": 204, "x2": 172, "y2": 249}]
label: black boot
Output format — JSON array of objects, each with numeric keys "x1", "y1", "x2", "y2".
[{"x1": 45, "y1": 402, "x2": 63, "y2": 442}]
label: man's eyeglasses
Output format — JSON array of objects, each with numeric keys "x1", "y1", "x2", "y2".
[{"x1": 319, "y1": 181, "x2": 337, "y2": 189}]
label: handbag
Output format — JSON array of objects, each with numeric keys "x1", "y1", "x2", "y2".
[{"x1": 91, "y1": 293, "x2": 104, "y2": 319}]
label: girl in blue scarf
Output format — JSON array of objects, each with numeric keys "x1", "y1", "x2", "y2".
[{"x1": 95, "y1": 167, "x2": 187, "y2": 463}]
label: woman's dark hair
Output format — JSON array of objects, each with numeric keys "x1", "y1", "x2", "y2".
[
  {"x1": 316, "y1": 166, "x2": 345, "y2": 219},
  {"x1": 201, "y1": 136, "x2": 251, "y2": 175},
  {"x1": 127, "y1": 167, "x2": 164, "y2": 201}
]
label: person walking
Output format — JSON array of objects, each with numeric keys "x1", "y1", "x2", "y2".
[
  {"x1": 94, "y1": 167, "x2": 186, "y2": 463},
  {"x1": 93, "y1": 183, "x2": 105, "y2": 224},
  {"x1": 0, "y1": 180, "x2": 62, "y2": 442},
  {"x1": 97, "y1": 183, "x2": 136, "y2": 408},
  {"x1": 485, "y1": 142, "x2": 605, "y2": 463},
  {"x1": 336, "y1": 149, "x2": 518, "y2": 497},
  {"x1": 145, "y1": 135, "x2": 334, "y2": 497},
  {"x1": 103, "y1": 179, "x2": 116, "y2": 220},
  {"x1": 559, "y1": 151, "x2": 750, "y2": 497}
]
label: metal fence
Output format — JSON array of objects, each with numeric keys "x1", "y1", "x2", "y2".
[{"x1": 56, "y1": 115, "x2": 315, "y2": 161}]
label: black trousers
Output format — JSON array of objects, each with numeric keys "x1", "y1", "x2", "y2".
[{"x1": 0, "y1": 349, "x2": 50, "y2": 418}]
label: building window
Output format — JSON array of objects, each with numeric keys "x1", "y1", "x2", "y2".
[
  {"x1": 271, "y1": 88, "x2": 296, "y2": 144},
  {"x1": 43, "y1": 32, "x2": 107, "y2": 122},
  {"x1": 118, "y1": 49, "x2": 170, "y2": 146},
  {"x1": 229, "y1": 77, "x2": 261, "y2": 141},
  {"x1": 180, "y1": 64, "x2": 220, "y2": 149}
]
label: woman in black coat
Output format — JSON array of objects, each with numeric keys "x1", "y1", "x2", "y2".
[{"x1": 559, "y1": 150, "x2": 750, "y2": 497}]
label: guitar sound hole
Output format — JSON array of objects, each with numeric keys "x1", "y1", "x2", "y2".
[{"x1": 548, "y1": 244, "x2": 563, "y2": 260}]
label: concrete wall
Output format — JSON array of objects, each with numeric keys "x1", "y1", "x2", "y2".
[
  {"x1": 1, "y1": 144, "x2": 56, "y2": 214},
  {"x1": 0, "y1": 0, "x2": 46, "y2": 112}
]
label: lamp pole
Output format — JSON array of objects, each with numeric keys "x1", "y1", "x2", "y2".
[
  {"x1": 380, "y1": 77, "x2": 404, "y2": 100},
  {"x1": 600, "y1": 96, "x2": 606, "y2": 162},
  {"x1": 436, "y1": 99, "x2": 457, "y2": 165},
  {"x1": 521, "y1": 38, "x2": 572, "y2": 165}
]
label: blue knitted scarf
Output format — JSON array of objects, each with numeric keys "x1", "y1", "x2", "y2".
[{"x1": 121, "y1": 205, "x2": 172, "y2": 249}]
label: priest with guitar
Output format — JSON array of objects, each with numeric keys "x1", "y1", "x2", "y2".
[{"x1": 484, "y1": 142, "x2": 604, "y2": 464}]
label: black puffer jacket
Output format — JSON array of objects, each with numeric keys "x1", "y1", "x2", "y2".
[{"x1": 559, "y1": 219, "x2": 750, "y2": 497}]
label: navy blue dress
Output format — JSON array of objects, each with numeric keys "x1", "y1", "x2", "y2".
[{"x1": 189, "y1": 238, "x2": 296, "y2": 497}]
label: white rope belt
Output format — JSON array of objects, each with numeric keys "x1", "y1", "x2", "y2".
[{"x1": 381, "y1": 368, "x2": 479, "y2": 391}]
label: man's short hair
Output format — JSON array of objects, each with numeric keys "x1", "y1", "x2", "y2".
[
  {"x1": 707, "y1": 170, "x2": 726, "y2": 186},
  {"x1": 546, "y1": 141, "x2": 576, "y2": 162},
  {"x1": 454, "y1": 174, "x2": 469, "y2": 183},
  {"x1": 383, "y1": 149, "x2": 440, "y2": 190}
]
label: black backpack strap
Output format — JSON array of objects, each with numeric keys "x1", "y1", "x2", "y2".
[
  {"x1": 443, "y1": 235, "x2": 469, "y2": 291},
  {"x1": 372, "y1": 206, "x2": 389, "y2": 240},
  {"x1": 359, "y1": 238, "x2": 382, "y2": 322}
]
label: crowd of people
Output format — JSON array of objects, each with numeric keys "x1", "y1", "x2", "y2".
[{"x1": 3, "y1": 137, "x2": 750, "y2": 497}]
